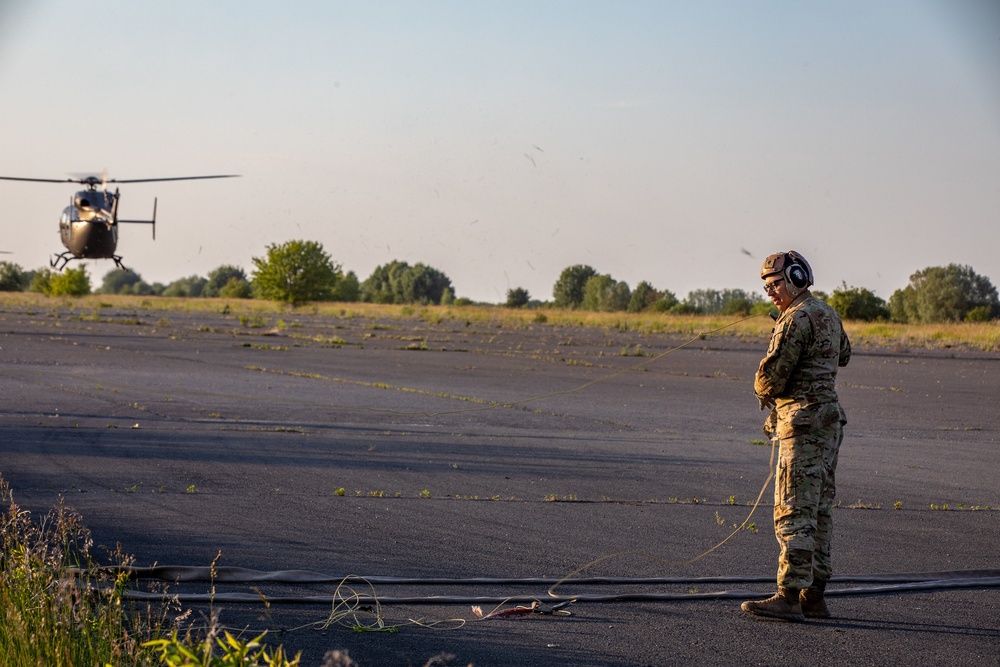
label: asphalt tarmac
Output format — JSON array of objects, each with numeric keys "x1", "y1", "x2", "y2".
[{"x1": 2, "y1": 302, "x2": 998, "y2": 666}]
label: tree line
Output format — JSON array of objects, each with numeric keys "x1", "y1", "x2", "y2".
[{"x1": 0, "y1": 240, "x2": 996, "y2": 323}]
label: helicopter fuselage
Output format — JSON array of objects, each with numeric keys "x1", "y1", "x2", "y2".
[{"x1": 58, "y1": 189, "x2": 119, "y2": 260}]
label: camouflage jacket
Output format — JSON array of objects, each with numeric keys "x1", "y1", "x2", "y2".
[{"x1": 756, "y1": 292, "x2": 851, "y2": 434}]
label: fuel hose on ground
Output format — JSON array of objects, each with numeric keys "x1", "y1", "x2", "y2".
[{"x1": 82, "y1": 565, "x2": 1000, "y2": 605}]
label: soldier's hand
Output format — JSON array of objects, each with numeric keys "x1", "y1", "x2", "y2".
[{"x1": 757, "y1": 394, "x2": 775, "y2": 411}]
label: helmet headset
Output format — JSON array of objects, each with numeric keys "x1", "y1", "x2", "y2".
[{"x1": 760, "y1": 251, "x2": 813, "y2": 295}]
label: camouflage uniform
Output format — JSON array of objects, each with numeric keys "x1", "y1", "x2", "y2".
[{"x1": 755, "y1": 293, "x2": 851, "y2": 591}]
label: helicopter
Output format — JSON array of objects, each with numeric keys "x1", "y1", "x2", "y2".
[{"x1": 0, "y1": 173, "x2": 239, "y2": 271}]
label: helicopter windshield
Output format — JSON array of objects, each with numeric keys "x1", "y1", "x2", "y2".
[
  {"x1": 74, "y1": 190, "x2": 114, "y2": 220},
  {"x1": 74, "y1": 190, "x2": 114, "y2": 210}
]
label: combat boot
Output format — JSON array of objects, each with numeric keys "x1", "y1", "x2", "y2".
[
  {"x1": 800, "y1": 584, "x2": 830, "y2": 619},
  {"x1": 740, "y1": 587, "x2": 805, "y2": 622}
]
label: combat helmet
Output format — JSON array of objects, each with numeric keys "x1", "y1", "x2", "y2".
[{"x1": 760, "y1": 251, "x2": 814, "y2": 292}]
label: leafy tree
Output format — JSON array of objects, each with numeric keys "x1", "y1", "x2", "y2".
[
  {"x1": 100, "y1": 269, "x2": 144, "y2": 295},
  {"x1": 682, "y1": 288, "x2": 760, "y2": 315},
  {"x1": 360, "y1": 261, "x2": 453, "y2": 305},
  {"x1": 47, "y1": 265, "x2": 91, "y2": 296},
  {"x1": 651, "y1": 289, "x2": 679, "y2": 313},
  {"x1": 203, "y1": 265, "x2": 249, "y2": 297},
  {"x1": 827, "y1": 283, "x2": 889, "y2": 321},
  {"x1": 506, "y1": 287, "x2": 530, "y2": 308},
  {"x1": 581, "y1": 274, "x2": 630, "y2": 312},
  {"x1": 888, "y1": 264, "x2": 998, "y2": 323},
  {"x1": 627, "y1": 281, "x2": 656, "y2": 313},
  {"x1": 0, "y1": 261, "x2": 29, "y2": 291},
  {"x1": 552, "y1": 264, "x2": 597, "y2": 309},
  {"x1": 720, "y1": 289, "x2": 762, "y2": 316},
  {"x1": 683, "y1": 289, "x2": 720, "y2": 314},
  {"x1": 402, "y1": 263, "x2": 452, "y2": 305},
  {"x1": 330, "y1": 270, "x2": 361, "y2": 302},
  {"x1": 362, "y1": 260, "x2": 408, "y2": 304},
  {"x1": 162, "y1": 275, "x2": 208, "y2": 298},
  {"x1": 252, "y1": 240, "x2": 341, "y2": 305}
]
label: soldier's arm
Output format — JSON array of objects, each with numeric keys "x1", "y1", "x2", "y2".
[
  {"x1": 754, "y1": 314, "x2": 805, "y2": 399},
  {"x1": 838, "y1": 329, "x2": 851, "y2": 367}
]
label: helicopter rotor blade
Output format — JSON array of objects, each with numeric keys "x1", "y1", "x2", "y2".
[
  {"x1": 0, "y1": 174, "x2": 240, "y2": 185},
  {"x1": 107, "y1": 175, "x2": 240, "y2": 184},
  {"x1": 0, "y1": 176, "x2": 79, "y2": 184}
]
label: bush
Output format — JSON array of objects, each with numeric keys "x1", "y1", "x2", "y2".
[
  {"x1": 252, "y1": 240, "x2": 342, "y2": 305},
  {"x1": 627, "y1": 281, "x2": 679, "y2": 313},
  {"x1": 29, "y1": 268, "x2": 54, "y2": 294},
  {"x1": 720, "y1": 293, "x2": 757, "y2": 316},
  {"x1": 162, "y1": 275, "x2": 208, "y2": 298},
  {"x1": 965, "y1": 305, "x2": 993, "y2": 322},
  {"x1": 0, "y1": 261, "x2": 29, "y2": 291},
  {"x1": 203, "y1": 265, "x2": 249, "y2": 298},
  {"x1": 651, "y1": 290, "x2": 680, "y2": 312},
  {"x1": 668, "y1": 302, "x2": 699, "y2": 315},
  {"x1": 827, "y1": 283, "x2": 890, "y2": 321},
  {"x1": 330, "y1": 270, "x2": 361, "y2": 302},
  {"x1": 505, "y1": 287, "x2": 530, "y2": 308},
  {"x1": 219, "y1": 276, "x2": 253, "y2": 299},
  {"x1": 47, "y1": 265, "x2": 91, "y2": 296},
  {"x1": 100, "y1": 268, "x2": 145, "y2": 295},
  {"x1": 360, "y1": 261, "x2": 453, "y2": 305}
]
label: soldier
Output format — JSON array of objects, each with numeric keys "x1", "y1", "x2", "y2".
[{"x1": 741, "y1": 251, "x2": 851, "y2": 622}]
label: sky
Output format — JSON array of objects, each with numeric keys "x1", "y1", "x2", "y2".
[{"x1": 1, "y1": 0, "x2": 998, "y2": 303}]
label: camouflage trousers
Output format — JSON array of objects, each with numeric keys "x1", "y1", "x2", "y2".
[{"x1": 771, "y1": 402, "x2": 845, "y2": 590}]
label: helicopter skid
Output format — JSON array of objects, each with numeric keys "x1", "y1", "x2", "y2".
[
  {"x1": 50, "y1": 251, "x2": 128, "y2": 272},
  {"x1": 50, "y1": 251, "x2": 75, "y2": 271}
]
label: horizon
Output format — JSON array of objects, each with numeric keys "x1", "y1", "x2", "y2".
[{"x1": 1, "y1": 1, "x2": 997, "y2": 303}]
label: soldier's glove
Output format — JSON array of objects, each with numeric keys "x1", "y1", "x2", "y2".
[{"x1": 757, "y1": 394, "x2": 775, "y2": 412}]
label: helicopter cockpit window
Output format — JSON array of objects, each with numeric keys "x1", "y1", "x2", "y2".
[{"x1": 74, "y1": 191, "x2": 113, "y2": 220}]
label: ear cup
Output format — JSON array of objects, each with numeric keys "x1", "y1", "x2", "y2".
[
  {"x1": 783, "y1": 251, "x2": 813, "y2": 289},
  {"x1": 786, "y1": 264, "x2": 809, "y2": 289}
]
